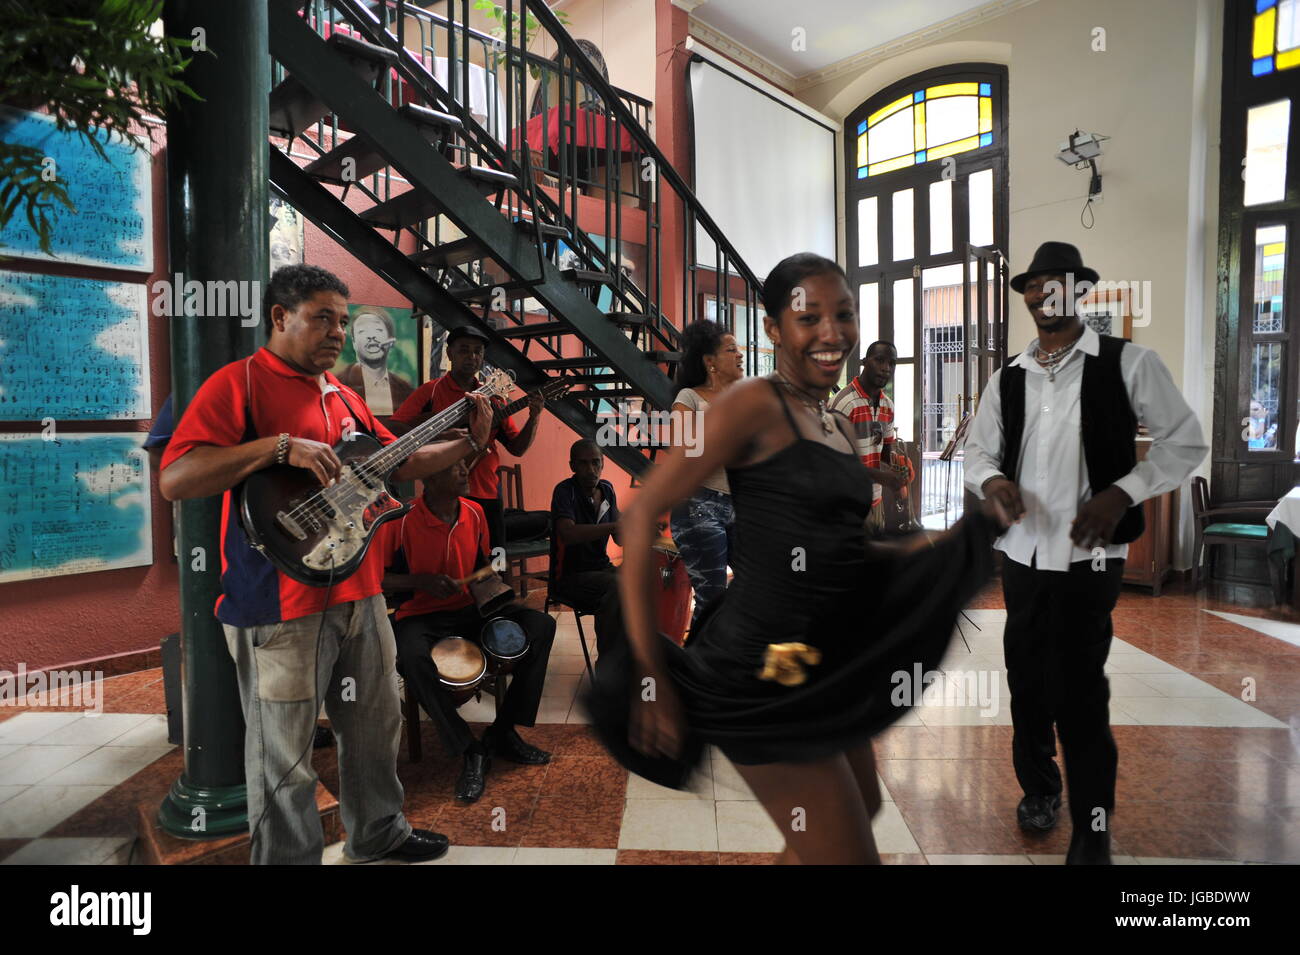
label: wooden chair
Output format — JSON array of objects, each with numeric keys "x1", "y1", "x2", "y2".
[
  {"x1": 497, "y1": 463, "x2": 550, "y2": 597},
  {"x1": 1190, "y1": 476, "x2": 1280, "y2": 600}
]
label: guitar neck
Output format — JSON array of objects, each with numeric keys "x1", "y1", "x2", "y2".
[{"x1": 364, "y1": 387, "x2": 531, "y2": 476}]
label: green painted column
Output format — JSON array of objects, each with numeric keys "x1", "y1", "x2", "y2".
[{"x1": 158, "y1": 0, "x2": 269, "y2": 839}]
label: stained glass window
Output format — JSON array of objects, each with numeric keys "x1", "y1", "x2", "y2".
[
  {"x1": 855, "y1": 81, "x2": 995, "y2": 178},
  {"x1": 1253, "y1": 0, "x2": 1300, "y2": 76}
]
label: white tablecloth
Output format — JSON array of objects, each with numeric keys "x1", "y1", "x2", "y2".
[{"x1": 1265, "y1": 486, "x2": 1300, "y2": 532}]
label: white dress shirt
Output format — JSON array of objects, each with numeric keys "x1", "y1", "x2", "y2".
[
  {"x1": 360, "y1": 362, "x2": 394, "y2": 415},
  {"x1": 963, "y1": 326, "x2": 1207, "y2": 571}
]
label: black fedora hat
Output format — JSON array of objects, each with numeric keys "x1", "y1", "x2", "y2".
[{"x1": 1009, "y1": 241, "x2": 1099, "y2": 293}]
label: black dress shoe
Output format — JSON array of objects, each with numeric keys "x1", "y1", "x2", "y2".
[
  {"x1": 456, "y1": 750, "x2": 491, "y2": 802},
  {"x1": 485, "y1": 727, "x2": 551, "y2": 765},
  {"x1": 382, "y1": 828, "x2": 450, "y2": 862},
  {"x1": 1066, "y1": 829, "x2": 1112, "y2": 865},
  {"x1": 1017, "y1": 794, "x2": 1062, "y2": 832}
]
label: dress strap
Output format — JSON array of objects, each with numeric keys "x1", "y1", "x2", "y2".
[{"x1": 767, "y1": 377, "x2": 804, "y2": 438}]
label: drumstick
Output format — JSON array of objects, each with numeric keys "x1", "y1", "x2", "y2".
[{"x1": 452, "y1": 566, "x2": 498, "y2": 587}]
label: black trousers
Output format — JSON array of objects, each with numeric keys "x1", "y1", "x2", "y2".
[
  {"x1": 1002, "y1": 555, "x2": 1124, "y2": 832},
  {"x1": 553, "y1": 568, "x2": 617, "y2": 654},
  {"x1": 393, "y1": 604, "x2": 555, "y2": 756},
  {"x1": 468, "y1": 496, "x2": 506, "y2": 553}
]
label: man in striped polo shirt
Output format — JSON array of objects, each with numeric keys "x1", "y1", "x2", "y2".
[{"x1": 829, "y1": 340, "x2": 914, "y2": 531}]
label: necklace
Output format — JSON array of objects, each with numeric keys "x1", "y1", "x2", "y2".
[
  {"x1": 1034, "y1": 337, "x2": 1081, "y2": 382},
  {"x1": 773, "y1": 373, "x2": 835, "y2": 434}
]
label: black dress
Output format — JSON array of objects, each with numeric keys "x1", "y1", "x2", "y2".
[{"x1": 582, "y1": 379, "x2": 997, "y2": 788}]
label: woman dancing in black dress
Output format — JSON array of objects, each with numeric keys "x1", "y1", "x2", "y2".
[{"x1": 585, "y1": 253, "x2": 1011, "y2": 864}]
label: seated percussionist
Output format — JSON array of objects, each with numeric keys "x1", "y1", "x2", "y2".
[{"x1": 381, "y1": 458, "x2": 556, "y2": 802}]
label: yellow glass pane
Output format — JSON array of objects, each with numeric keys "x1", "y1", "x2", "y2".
[
  {"x1": 856, "y1": 132, "x2": 867, "y2": 169},
  {"x1": 868, "y1": 154, "x2": 915, "y2": 176},
  {"x1": 1264, "y1": 242, "x2": 1286, "y2": 256},
  {"x1": 979, "y1": 96, "x2": 992, "y2": 133},
  {"x1": 868, "y1": 94, "x2": 912, "y2": 127},
  {"x1": 1278, "y1": 47, "x2": 1300, "y2": 69},
  {"x1": 926, "y1": 82, "x2": 978, "y2": 99},
  {"x1": 926, "y1": 134, "x2": 980, "y2": 160},
  {"x1": 914, "y1": 101, "x2": 926, "y2": 151},
  {"x1": 1255, "y1": 9, "x2": 1277, "y2": 59}
]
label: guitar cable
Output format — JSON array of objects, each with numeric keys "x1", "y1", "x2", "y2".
[{"x1": 248, "y1": 559, "x2": 334, "y2": 860}]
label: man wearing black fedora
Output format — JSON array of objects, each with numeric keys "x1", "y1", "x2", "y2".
[{"x1": 963, "y1": 241, "x2": 1206, "y2": 864}]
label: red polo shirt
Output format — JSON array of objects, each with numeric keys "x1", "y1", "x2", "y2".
[
  {"x1": 162, "y1": 347, "x2": 398, "y2": 627},
  {"x1": 377, "y1": 496, "x2": 489, "y2": 620},
  {"x1": 391, "y1": 374, "x2": 520, "y2": 499}
]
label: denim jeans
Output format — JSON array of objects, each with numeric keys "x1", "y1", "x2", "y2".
[
  {"x1": 670, "y1": 487, "x2": 735, "y2": 632},
  {"x1": 223, "y1": 594, "x2": 412, "y2": 864}
]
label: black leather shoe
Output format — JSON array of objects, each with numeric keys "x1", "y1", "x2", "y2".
[
  {"x1": 456, "y1": 751, "x2": 491, "y2": 802},
  {"x1": 1066, "y1": 829, "x2": 1112, "y2": 865},
  {"x1": 485, "y1": 727, "x2": 551, "y2": 765},
  {"x1": 1017, "y1": 794, "x2": 1061, "y2": 832},
  {"x1": 382, "y1": 828, "x2": 450, "y2": 862}
]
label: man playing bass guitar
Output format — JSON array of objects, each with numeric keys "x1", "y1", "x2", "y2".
[{"x1": 160, "y1": 265, "x2": 493, "y2": 865}]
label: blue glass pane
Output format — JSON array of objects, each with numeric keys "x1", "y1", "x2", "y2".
[
  {"x1": 913, "y1": 90, "x2": 925, "y2": 102},
  {"x1": 858, "y1": 167, "x2": 869, "y2": 179},
  {"x1": 979, "y1": 82, "x2": 991, "y2": 95},
  {"x1": 1257, "y1": 0, "x2": 1276, "y2": 12},
  {"x1": 857, "y1": 119, "x2": 867, "y2": 134},
  {"x1": 915, "y1": 150, "x2": 926, "y2": 162},
  {"x1": 1254, "y1": 56, "x2": 1276, "y2": 75},
  {"x1": 979, "y1": 132, "x2": 993, "y2": 146}
]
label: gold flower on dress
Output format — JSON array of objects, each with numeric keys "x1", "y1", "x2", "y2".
[{"x1": 758, "y1": 642, "x2": 823, "y2": 686}]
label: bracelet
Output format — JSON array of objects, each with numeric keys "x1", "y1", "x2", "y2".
[
  {"x1": 465, "y1": 432, "x2": 482, "y2": 455},
  {"x1": 274, "y1": 432, "x2": 290, "y2": 465}
]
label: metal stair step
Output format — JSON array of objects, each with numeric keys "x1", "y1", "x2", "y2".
[
  {"x1": 497, "y1": 321, "x2": 569, "y2": 339},
  {"x1": 561, "y1": 268, "x2": 614, "y2": 286},
  {"x1": 606, "y1": 312, "x2": 650, "y2": 327},
  {"x1": 410, "y1": 237, "x2": 490, "y2": 268},
  {"x1": 557, "y1": 373, "x2": 624, "y2": 384},
  {"x1": 568, "y1": 388, "x2": 642, "y2": 401},
  {"x1": 270, "y1": 33, "x2": 398, "y2": 139},
  {"x1": 515, "y1": 219, "x2": 569, "y2": 239},
  {"x1": 534, "y1": 356, "x2": 610, "y2": 370},
  {"x1": 304, "y1": 105, "x2": 460, "y2": 184},
  {"x1": 450, "y1": 281, "x2": 535, "y2": 304},
  {"x1": 360, "y1": 164, "x2": 519, "y2": 229}
]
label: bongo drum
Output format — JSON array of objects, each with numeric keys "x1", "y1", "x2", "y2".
[
  {"x1": 429, "y1": 636, "x2": 487, "y2": 706},
  {"x1": 652, "y1": 538, "x2": 692, "y2": 646},
  {"x1": 480, "y1": 617, "x2": 530, "y2": 674}
]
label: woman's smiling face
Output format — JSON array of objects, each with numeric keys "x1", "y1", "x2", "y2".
[{"x1": 765, "y1": 270, "x2": 857, "y2": 393}]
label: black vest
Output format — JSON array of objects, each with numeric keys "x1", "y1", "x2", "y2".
[{"x1": 998, "y1": 334, "x2": 1144, "y2": 545}]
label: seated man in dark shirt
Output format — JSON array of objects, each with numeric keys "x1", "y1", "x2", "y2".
[
  {"x1": 382, "y1": 458, "x2": 556, "y2": 803},
  {"x1": 549, "y1": 439, "x2": 620, "y2": 651}
]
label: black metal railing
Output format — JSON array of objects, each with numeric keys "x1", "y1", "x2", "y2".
[{"x1": 276, "y1": 0, "x2": 768, "y2": 385}]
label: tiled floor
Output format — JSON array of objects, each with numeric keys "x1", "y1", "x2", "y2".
[{"x1": 2, "y1": 581, "x2": 1298, "y2": 865}]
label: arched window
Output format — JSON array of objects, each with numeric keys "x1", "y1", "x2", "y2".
[{"x1": 845, "y1": 63, "x2": 1008, "y2": 527}]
